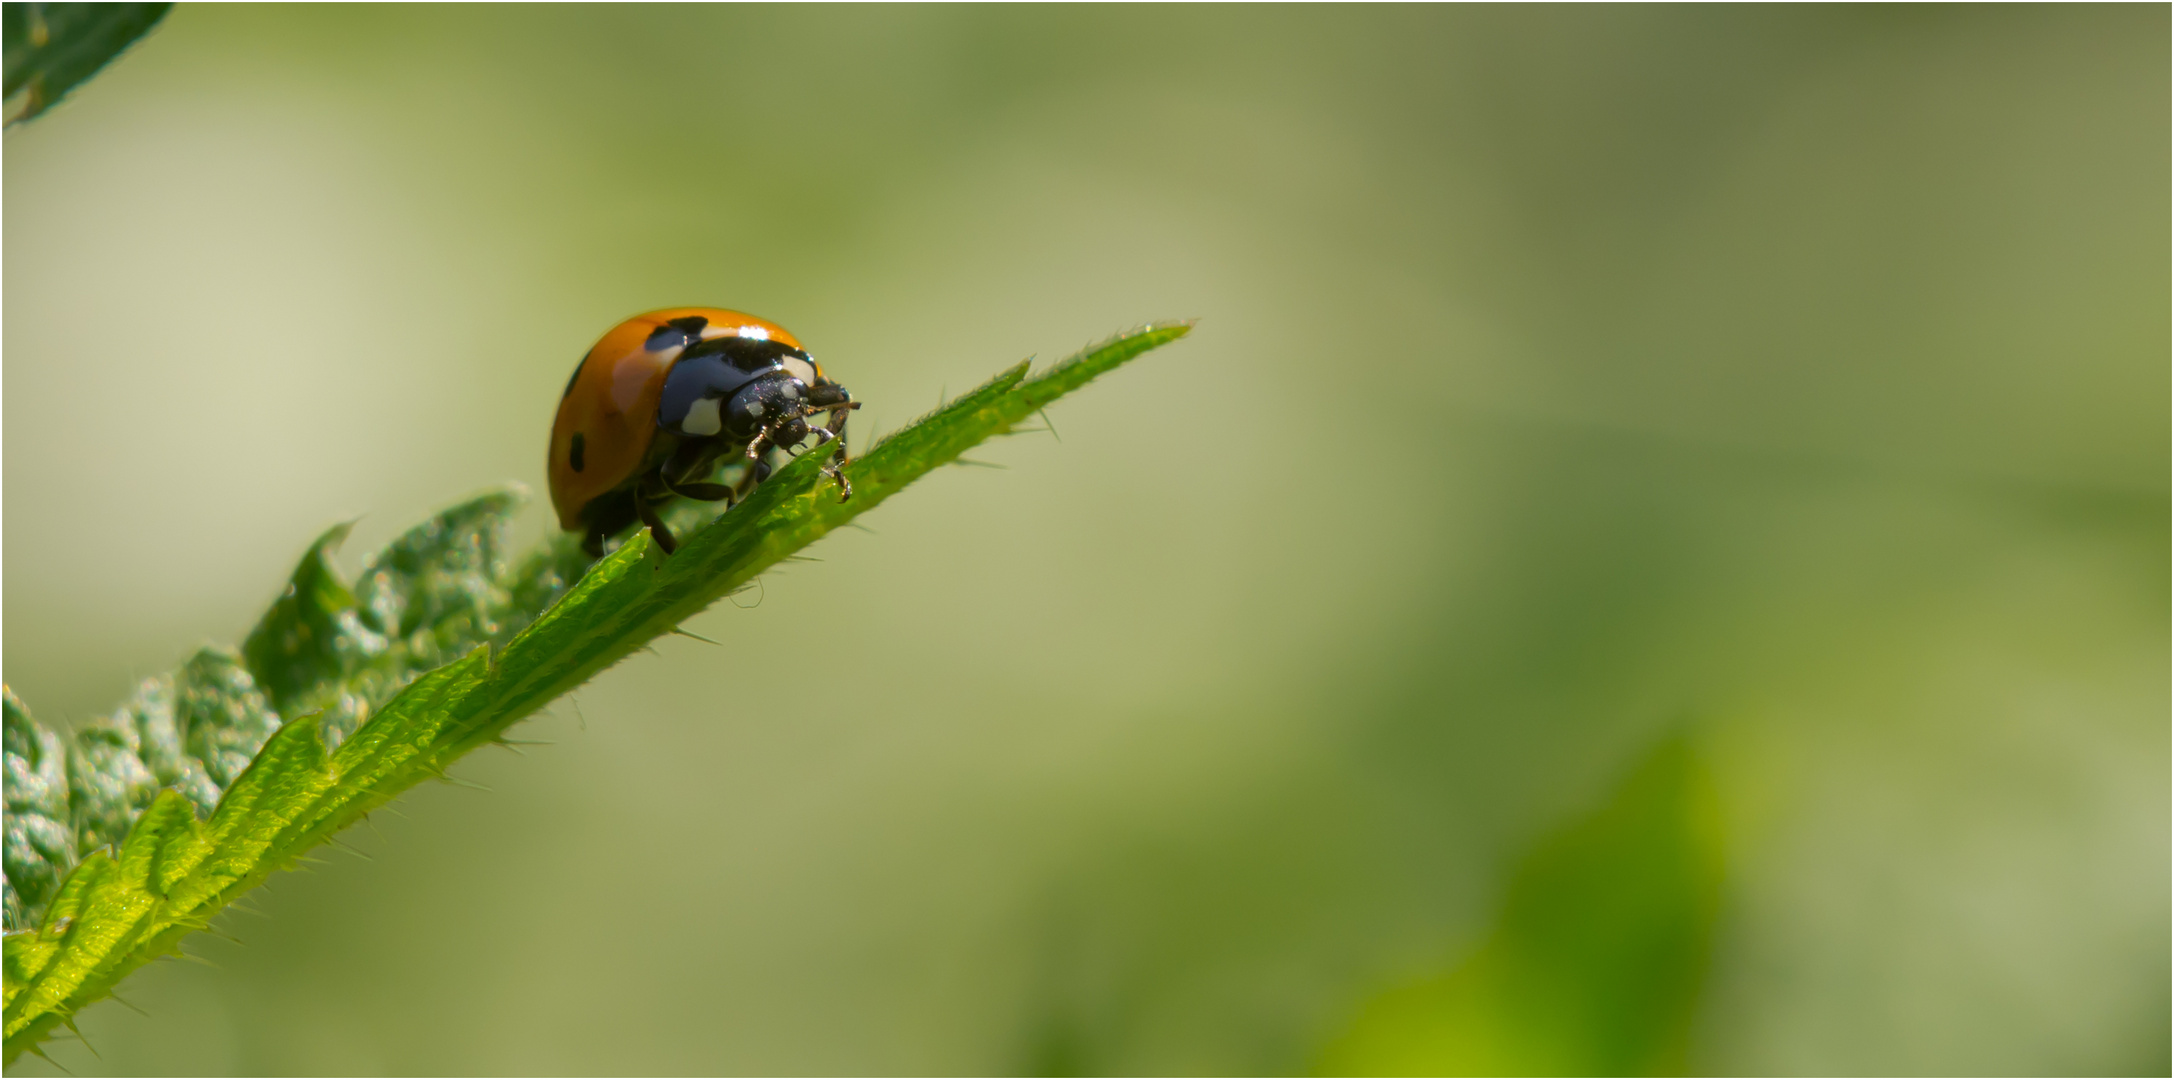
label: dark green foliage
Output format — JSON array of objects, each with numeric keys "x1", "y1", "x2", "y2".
[
  {"x1": 2, "y1": 2, "x2": 169, "y2": 125},
  {"x1": 0, "y1": 324, "x2": 1189, "y2": 1064},
  {"x1": 240, "y1": 491, "x2": 535, "y2": 751},
  {"x1": 173, "y1": 651, "x2": 283, "y2": 792},
  {"x1": 240, "y1": 523, "x2": 371, "y2": 720},
  {"x1": 1, "y1": 693, "x2": 74, "y2": 930}
]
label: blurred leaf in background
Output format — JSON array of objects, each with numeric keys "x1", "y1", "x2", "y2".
[
  {"x1": 1319, "y1": 732, "x2": 1724, "y2": 1076},
  {"x1": 2, "y1": 2, "x2": 169, "y2": 125}
]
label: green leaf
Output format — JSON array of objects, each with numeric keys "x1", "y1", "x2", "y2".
[
  {"x1": 1317, "y1": 731, "x2": 1726, "y2": 1077},
  {"x1": 3, "y1": 2, "x2": 171, "y2": 126},
  {"x1": 0, "y1": 322, "x2": 1190, "y2": 1064},
  {"x1": 240, "y1": 522, "x2": 369, "y2": 718},
  {"x1": 2, "y1": 692, "x2": 74, "y2": 930}
]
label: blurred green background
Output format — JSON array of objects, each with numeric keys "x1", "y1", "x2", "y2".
[{"x1": 5, "y1": 5, "x2": 2166, "y2": 1075}]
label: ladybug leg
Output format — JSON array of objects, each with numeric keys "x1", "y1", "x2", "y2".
[
  {"x1": 658, "y1": 470, "x2": 733, "y2": 503},
  {"x1": 633, "y1": 490, "x2": 678, "y2": 555},
  {"x1": 801, "y1": 400, "x2": 859, "y2": 448},
  {"x1": 731, "y1": 455, "x2": 764, "y2": 501},
  {"x1": 812, "y1": 401, "x2": 859, "y2": 502},
  {"x1": 656, "y1": 443, "x2": 734, "y2": 503},
  {"x1": 665, "y1": 479, "x2": 733, "y2": 502},
  {"x1": 820, "y1": 456, "x2": 852, "y2": 502},
  {"x1": 798, "y1": 425, "x2": 852, "y2": 502}
]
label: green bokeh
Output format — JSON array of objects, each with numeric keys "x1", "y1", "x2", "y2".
[
  {"x1": 1321, "y1": 733, "x2": 1725, "y2": 1077},
  {"x1": 5, "y1": 6, "x2": 2165, "y2": 1074}
]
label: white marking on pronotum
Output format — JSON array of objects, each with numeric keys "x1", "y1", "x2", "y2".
[
  {"x1": 682, "y1": 397, "x2": 724, "y2": 436},
  {"x1": 744, "y1": 400, "x2": 765, "y2": 417},
  {"x1": 781, "y1": 357, "x2": 816, "y2": 385}
]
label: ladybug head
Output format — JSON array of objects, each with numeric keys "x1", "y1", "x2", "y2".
[{"x1": 724, "y1": 372, "x2": 819, "y2": 448}]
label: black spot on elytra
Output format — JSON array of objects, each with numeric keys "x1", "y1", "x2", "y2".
[
  {"x1": 645, "y1": 315, "x2": 710, "y2": 353},
  {"x1": 569, "y1": 432, "x2": 586, "y2": 473}
]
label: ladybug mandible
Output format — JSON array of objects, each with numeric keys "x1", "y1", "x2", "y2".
[{"x1": 548, "y1": 307, "x2": 856, "y2": 556}]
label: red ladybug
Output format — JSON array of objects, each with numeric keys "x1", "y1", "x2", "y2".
[{"x1": 548, "y1": 308, "x2": 855, "y2": 556}]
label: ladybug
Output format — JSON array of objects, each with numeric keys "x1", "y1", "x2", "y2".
[{"x1": 548, "y1": 307, "x2": 856, "y2": 557}]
